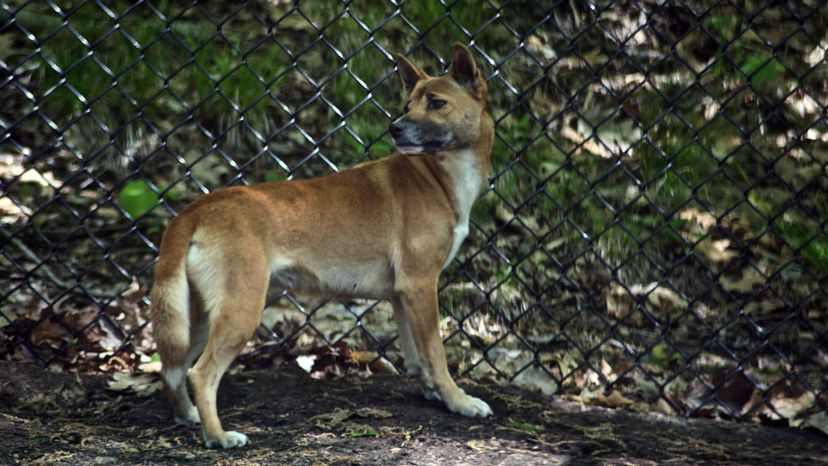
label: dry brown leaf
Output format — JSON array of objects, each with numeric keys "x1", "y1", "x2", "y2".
[
  {"x1": 720, "y1": 268, "x2": 766, "y2": 293},
  {"x1": 309, "y1": 407, "x2": 353, "y2": 428},
  {"x1": 696, "y1": 238, "x2": 738, "y2": 265},
  {"x1": 679, "y1": 208, "x2": 717, "y2": 232},
  {"x1": 764, "y1": 386, "x2": 815, "y2": 420},
  {"x1": 632, "y1": 282, "x2": 688, "y2": 311},
  {"x1": 743, "y1": 298, "x2": 786, "y2": 316},
  {"x1": 594, "y1": 390, "x2": 634, "y2": 409},
  {"x1": 560, "y1": 126, "x2": 613, "y2": 158},
  {"x1": 466, "y1": 439, "x2": 496, "y2": 452},
  {"x1": 793, "y1": 412, "x2": 828, "y2": 436},
  {"x1": 600, "y1": 358, "x2": 617, "y2": 383},
  {"x1": 106, "y1": 372, "x2": 162, "y2": 397},
  {"x1": 354, "y1": 408, "x2": 393, "y2": 419},
  {"x1": 137, "y1": 360, "x2": 162, "y2": 373}
]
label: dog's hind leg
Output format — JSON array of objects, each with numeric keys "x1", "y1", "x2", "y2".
[
  {"x1": 168, "y1": 294, "x2": 210, "y2": 426},
  {"x1": 152, "y1": 218, "x2": 204, "y2": 427},
  {"x1": 187, "y1": 243, "x2": 268, "y2": 449}
]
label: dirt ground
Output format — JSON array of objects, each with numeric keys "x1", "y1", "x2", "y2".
[{"x1": 0, "y1": 362, "x2": 825, "y2": 466}]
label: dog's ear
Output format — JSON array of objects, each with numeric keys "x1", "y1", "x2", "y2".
[
  {"x1": 448, "y1": 43, "x2": 486, "y2": 100},
  {"x1": 396, "y1": 54, "x2": 428, "y2": 95}
]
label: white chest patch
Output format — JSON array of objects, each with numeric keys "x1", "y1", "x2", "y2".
[
  {"x1": 444, "y1": 222, "x2": 469, "y2": 268},
  {"x1": 440, "y1": 149, "x2": 483, "y2": 269}
]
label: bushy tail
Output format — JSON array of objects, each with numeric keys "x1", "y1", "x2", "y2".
[{"x1": 151, "y1": 215, "x2": 196, "y2": 390}]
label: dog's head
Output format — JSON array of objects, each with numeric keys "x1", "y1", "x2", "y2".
[{"x1": 390, "y1": 43, "x2": 488, "y2": 155}]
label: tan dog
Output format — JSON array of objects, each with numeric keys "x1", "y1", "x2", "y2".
[{"x1": 151, "y1": 43, "x2": 493, "y2": 448}]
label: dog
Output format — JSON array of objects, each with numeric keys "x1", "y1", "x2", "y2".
[{"x1": 151, "y1": 43, "x2": 494, "y2": 449}]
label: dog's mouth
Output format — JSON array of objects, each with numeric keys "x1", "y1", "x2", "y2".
[
  {"x1": 394, "y1": 140, "x2": 450, "y2": 155},
  {"x1": 393, "y1": 134, "x2": 456, "y2": 155}
]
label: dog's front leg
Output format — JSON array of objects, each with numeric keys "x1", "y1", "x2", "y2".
[
  {"x1": 392, "y1": 297, "x2": 440, "y2": 401},
  {"x1": 396, "y1": 280, "x2": 492, "y2": 417}
]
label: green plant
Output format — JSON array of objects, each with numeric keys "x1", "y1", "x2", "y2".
[
  {"x1": 506, "y1": 418, "x2": 543, "y2": 431},
  {"x1": 347, "y1": 426, "x2": 379, "y2": 438},
  {"x1": 740, "y1": 55, "x2": 785, "y2": 88},
  {"x1": 650, "y1": 343, "x2": 682, "y2": 369},
  {"x1": 118, "y1": 180, "x2": 159, "y2": 219}
]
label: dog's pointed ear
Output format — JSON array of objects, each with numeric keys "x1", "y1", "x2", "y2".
[
  {"x1": 448, "y1": 43, "x2": 486, "y2": 100},
  {"x1": 396, "y1": 54, "x2": 427, "y2": 95}
]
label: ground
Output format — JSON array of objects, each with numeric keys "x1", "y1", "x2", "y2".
[{"x1": 0, "y1": 362, "x2": 825, "y2": 466}]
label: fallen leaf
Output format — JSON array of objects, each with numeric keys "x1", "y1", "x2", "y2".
[
  {"x1": 679, "y1": 208, "x2": 717, "y2": 231},
  {"x1": 296, "y1": 355, "x2": 316, "y2": 373},
  {"x1": 354, "y1": 407, "x2": 393, "y2": 419},
  {"x1": 600, "y1": 358, "x2": 616, "y2": 383},
  {"x1": 106, "y1": 372, "x2": 163, "y2": 397},
  {"x1": 764, "y1": 386, "x2": 815, "y2": 420},
  {"x1": 466, "y1": 439, "x2": 496, "y2": 452},
  {"x1": 137, "y1": 360, "x2": 162, "y2": 373},
  {"x1": 309, "y1": 408, "x2": 355, "y2": 428},
  {"x1": 346, "y1": 425, "x2": 378, "y2": 438},
  {"x1": 720, "y1": 268, "x2": 766, "y2": 293},
  {"x1": 697, "y1": 238, "x2": 738, "y2": 265},
  {"x1": 794, "y1": 411, "x2": 828, "y2": 436},
  {"x1": 506, "y1": 418, "x2": 544, "y2": 431},
  {"x1": 593, "y1": 390, "x2": 634, "y2": 409}
]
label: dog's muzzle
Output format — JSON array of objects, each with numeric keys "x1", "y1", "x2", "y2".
[{"x1": 390, "y1": 117, "x2": 453, "y2": 154}]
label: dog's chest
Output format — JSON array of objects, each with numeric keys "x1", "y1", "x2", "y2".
[
  {"x1": 441, "y1": 150, "x2": 483, "y2": 268},
  {"x1": 444, "y1": 222, "x2": 469, "y2": 268}
]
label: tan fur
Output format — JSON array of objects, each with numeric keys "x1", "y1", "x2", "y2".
[{"x1": 152, "y1": 44, "x2": 494, "y2": 449}]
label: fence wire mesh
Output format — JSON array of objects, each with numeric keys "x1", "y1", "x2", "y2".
[{"x1": 1, "y1": 0, "x2": 826, "y2": 426}]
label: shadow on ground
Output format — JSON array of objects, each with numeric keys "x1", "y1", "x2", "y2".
[{"x1": 0, "y1": 362, "x2": 825, "y2": 465}]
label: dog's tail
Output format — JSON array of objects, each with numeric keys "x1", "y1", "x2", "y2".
[{"x1": 151, "y1": 214, "x2": 196, "y2": 392}]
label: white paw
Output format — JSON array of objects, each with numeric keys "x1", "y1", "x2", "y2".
[
  {"x1": 175, "y1": 406, "x2": 201, "y2": 426},
  {"x1": 204, "y1": 430, "x2": 249, "y2": 449},
  {"x1": 447, "y1": 394, "x2": 492, "y2": 418}
]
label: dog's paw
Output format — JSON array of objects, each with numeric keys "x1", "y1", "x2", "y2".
[
  {"x1": 204, "y1": 430, "x2": 249, "y2": 449},
  {"x1": 174, "y1": 406, "x2": 201, "y2": 426},
  {"x1": 447, "y1": 394, "x2": 493, "y2": 418}
]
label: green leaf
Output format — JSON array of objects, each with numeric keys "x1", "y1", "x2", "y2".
[
  {"x1": 747, "y1": 190, "x2": 774, "y2": 217},
  {"x1": 650, "y1": 343, "x2": 681, "y2": 369},
  {"x1": 265, "y1": 170, "x2": 287, "y2": 182},
  {"x1": 347, "y1": 426, "x2": 378, "y2": 438},
  {"x1": 703, "y1": 15, "x2": 737, "y2": 40},
  {"x1": 162, "y1": 187, "x2": 182, "y2": 201},
  {"x1": 806, "y1": 240, "x2": 828, "y2": 272},
  {"x1": 507, "y1": 418, "x2": 543, "y2": 431},
  {"x1": 740, "y1": 56, "x2": 785, "y2": 87},
  {"x1": 119, "y1": 180, "x2": 159, "y2": 219},
  {"x1": 371, "y1": 141, "x2": 393, "y2": 157}
]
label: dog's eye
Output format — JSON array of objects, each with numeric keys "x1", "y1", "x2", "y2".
[
  {"x1": 403, "y1": 103, "x2": 410, "y2": 113},
  {"x1": 428, "y1": 99, "x2": 447, "y2": 110}
]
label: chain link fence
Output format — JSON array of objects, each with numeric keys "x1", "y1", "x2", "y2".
[{"x1": 1, "y1": 0, "x2": 826, "y2": 427}]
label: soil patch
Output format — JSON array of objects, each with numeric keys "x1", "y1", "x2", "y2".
[{"x1": 0, "y1": 362, "x2": 825, "y2": 465}]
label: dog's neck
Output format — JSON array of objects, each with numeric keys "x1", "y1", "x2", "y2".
[
  {"x1": 410, "y1": 111, "x2": 491, "y2": 268},
  {"x1": 435, "y1": 149, "x2": 485, "y2": 222},
  {"x1": 435, "y1": 111, "x2": 493, "y2": 223}
]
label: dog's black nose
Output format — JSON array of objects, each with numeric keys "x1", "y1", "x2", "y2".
[{"x1": 389, "y1": 122, "x2": 403, "y2": 139}]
